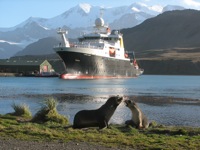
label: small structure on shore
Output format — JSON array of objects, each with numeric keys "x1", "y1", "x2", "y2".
[{"x1": 0, "y1": 59, "x2": 58, "y2": 77}]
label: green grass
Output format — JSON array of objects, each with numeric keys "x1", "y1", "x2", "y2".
[
  {"x1": 10, "y1": 103, "x2": 32, "y2": 118},
  {"x1": 31, "y1": 97, "x2": 69, "y2": 124},
  {"x1": 0, "y1": 114, "x2": 199, "y2": 149}
]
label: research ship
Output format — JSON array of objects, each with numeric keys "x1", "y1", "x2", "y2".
[{"x1": 54, "y1": 14, "x2": 143, "y2": 79}]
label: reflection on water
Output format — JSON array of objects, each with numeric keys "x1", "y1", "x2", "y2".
[
  {"x1": 1, "y1": 75, "x2": 200, "y2": 98},
  {"x1": 0, "y1": 75, "x2": 200, "y2": 127}
]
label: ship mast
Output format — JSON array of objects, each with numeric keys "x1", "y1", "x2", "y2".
[
  {"x1": 57, "y1": 28, "x2": 70, "y2": 47},
  {"x1": 100, "y1": 8, "x2": 104, "y2": 18}
]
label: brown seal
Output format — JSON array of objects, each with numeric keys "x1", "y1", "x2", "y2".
[
  {"x1": 124, "y1": 100, "x2": 149, "y2": 129},
  {"x1": 73, "y1": 96, "x2": 123, "y2": 129}
]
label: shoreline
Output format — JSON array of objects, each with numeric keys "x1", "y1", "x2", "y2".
[{"x1": 17, "y1": 93, "x2": 200, "y2": 105}]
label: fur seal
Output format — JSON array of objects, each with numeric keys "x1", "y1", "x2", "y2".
[
  {"x1": 73, "y1": 96, "x2": 123, "y2": 129},
  {"x1": 124, "y1": 100, "x2": 149, "y2": 129}
]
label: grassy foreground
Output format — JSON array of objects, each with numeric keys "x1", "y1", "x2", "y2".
[
  {"x1": 0, "y1": 115, "x2": 200, "y2": 149},
  {"x1": 1, "y1": 98, "x2": 200, "y2": 149}
]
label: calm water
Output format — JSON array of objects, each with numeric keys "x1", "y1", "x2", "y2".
[{"x1": 0, "y1": 75, "x2": 200, "y2": 127}]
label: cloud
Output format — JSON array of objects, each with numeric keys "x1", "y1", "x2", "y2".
[{"x1": 183, "y1": 0, "x2": 200, "y2": 7}]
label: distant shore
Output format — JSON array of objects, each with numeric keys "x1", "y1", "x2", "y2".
[{"x1": 0, "y1": 73, "x2": 17, "y2": 77}]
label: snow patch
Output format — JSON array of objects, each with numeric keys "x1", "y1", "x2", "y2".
[
  {"x1": 137, "y1": 2, "x2": 148, "y2": 7},
  {"x1": 0, "y1": 40, "x2": 20, "y2": 45},
  {"x1": 162, "y1": 5, "x2": 185, "y2": 13},
  {"x1": 136, "y1": 2, "x2": 162, "y2": 13},
  {"x1": 132, "y1": 7, "x2": 141, "y2": 12},
  {"x1": 79, "y1": 3, "x2": 91, "y2": 13},
  {"x1": 149, "y1": 5, "x2": 163, "y2": 13},
  {"x1": 129, "y1": 2, "x2": 162, "y2": 15},
  {"x1": 38, "y1": 24, "x2": 50, "y2": 30}
]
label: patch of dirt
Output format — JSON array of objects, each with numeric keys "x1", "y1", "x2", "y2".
[{"x1": 0, "y1": 139, "x2": 124, "y2": 150}]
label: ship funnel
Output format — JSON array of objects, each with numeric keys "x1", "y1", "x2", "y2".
[{"x1": 57, "y1": 28, "x2": 70, "y2": 47}]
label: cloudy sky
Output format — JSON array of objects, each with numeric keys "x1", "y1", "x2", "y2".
[{"x1": 1, "y1": 0, "x2": 200, "y2": 28}]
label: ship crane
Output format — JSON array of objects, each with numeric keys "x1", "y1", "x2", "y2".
[{"x1": 57, "y1": 28, "x2": 70, "y2": 47}]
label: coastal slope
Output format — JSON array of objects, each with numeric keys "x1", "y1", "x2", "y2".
[{"x1": 121, "y1": 9, "x2": 200, "y2": 75}]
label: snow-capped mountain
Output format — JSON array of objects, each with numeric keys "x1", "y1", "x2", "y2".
[
  {"x1": 0, "y1": 3, "x2": 162, "y2": 31},
  {"x1": 48, "y1": 3, "x2": 162, "y2": 29},
  {"x1": 0, "y1": 3, "x2": 186, "y2": 59},
  {"x1": 162, "y1": 5, "x2": 185, "y2": 13},
  {"x1": 0, "y1": 21, "x2": 56, "y2": 47}
]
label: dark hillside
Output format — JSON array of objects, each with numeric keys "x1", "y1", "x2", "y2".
[
  {"x1": 121, "y1": 9, "x2": 200, "y2": 53},
  {"x1": 121, "y1": 9, "x2": 200, "y2": 75},
  {"x1": 14, "y1": 37, "x2": 60, "y2": 56}
]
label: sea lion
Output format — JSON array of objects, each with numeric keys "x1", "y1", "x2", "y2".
[
  {"x1": 124, "y1": 100, "x2": 149, "y2": 129},
  {"x1": 73, "y1": 96, "x2": 123, "y2": 129}
]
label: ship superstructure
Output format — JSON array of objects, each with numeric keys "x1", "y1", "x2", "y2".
[{"x1": 54, "y1": 13, "x2": 143, "y2": 79}]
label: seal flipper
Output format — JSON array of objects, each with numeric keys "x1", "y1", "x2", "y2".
[{"x1": 98, "y1": 119, "x2": 107, "y2": 129}]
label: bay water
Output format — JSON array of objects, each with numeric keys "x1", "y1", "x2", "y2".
[{"x1": 0, "y1": 75, "x2": 200, "y2": 127}]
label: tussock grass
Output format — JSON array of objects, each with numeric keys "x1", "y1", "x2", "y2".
[
  {"x1": 31, "y1": 97, "x2": 69, "y2": 125},
  {"x1": 10, "y1": 103, "x2": 32, "y2": 118}
]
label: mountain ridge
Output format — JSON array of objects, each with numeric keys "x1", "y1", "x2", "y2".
[
  {"x1": 13, "y1": 9, "x2": 200, "y2": 61},
  {"x1": 0, "y1": 3, "x2": 187, "y2": 58},
  {"x1": 122, "y1": 9, "x2": 200, "y2": 54},
  {"x1": 0, "y1": 3, "x2": 160, "y2": 31}
]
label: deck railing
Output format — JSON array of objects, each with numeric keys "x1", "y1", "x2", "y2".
[{"x1": 54, "y1": 41, "x2": 106, "y2": 50}]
